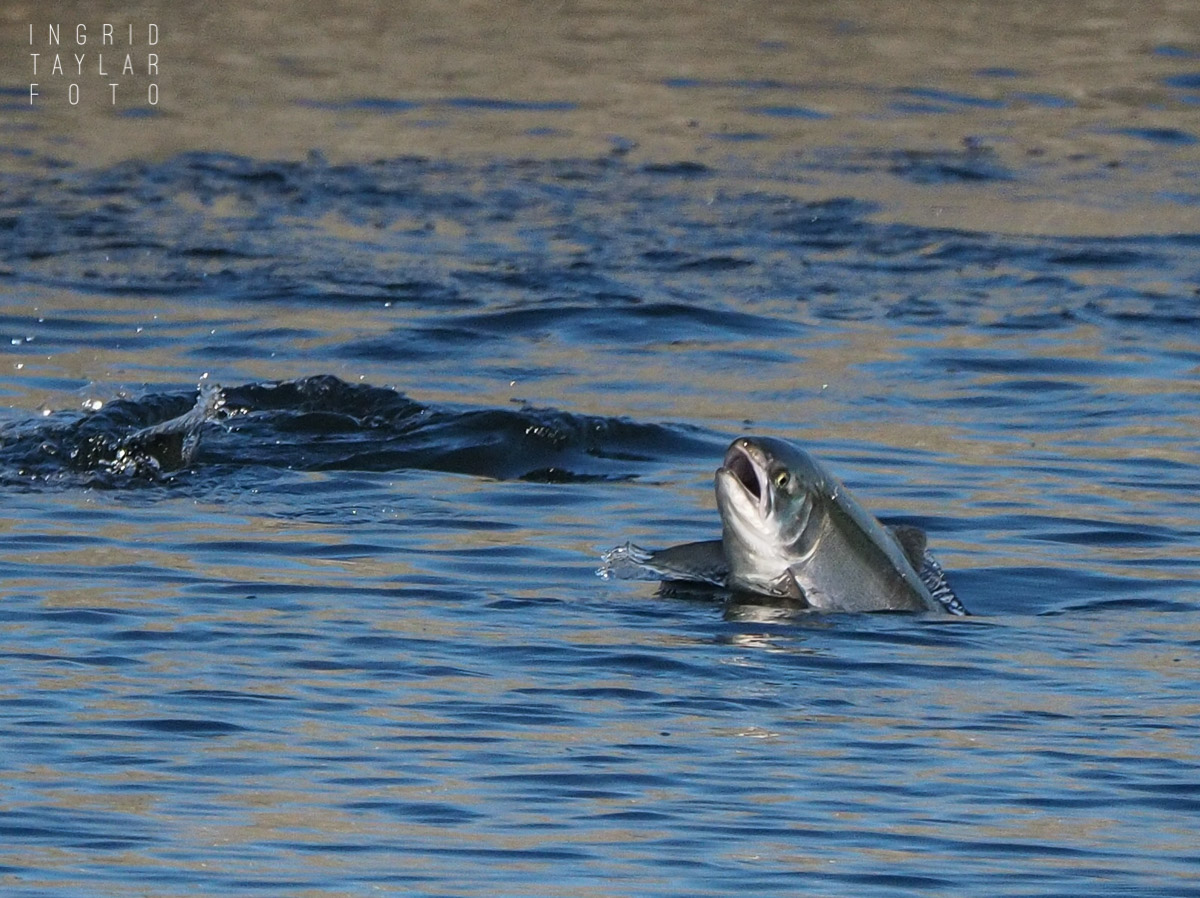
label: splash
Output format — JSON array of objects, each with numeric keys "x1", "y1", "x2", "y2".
[{"x1": 0, "y1": 375, "x2": 717, "y2": 488}]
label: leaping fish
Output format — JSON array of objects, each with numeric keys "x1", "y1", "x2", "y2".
[{"x1": 600, "y1": 436, "x2": 967, "y2": 615}]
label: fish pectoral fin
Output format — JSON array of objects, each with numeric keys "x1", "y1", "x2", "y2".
[
  {"x1": 598, "y1": 539, "x2": 728, "y2": 587},
  {"x1": 888, "y1": 524, "x2": 928, "y2": 572},
  {"x1": 645, "y1": 539, "x2": 729, "y2": 586},
  {"x1": 768, "y1": 569, "x2": 805, "y2": 600}
]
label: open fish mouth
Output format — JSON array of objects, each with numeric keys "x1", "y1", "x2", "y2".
[{"x1": 721, "y1": 439, "x2": 769, "y2": 517}]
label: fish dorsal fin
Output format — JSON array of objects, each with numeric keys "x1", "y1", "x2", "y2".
[{"x1": 888, "y1": 525, "x2": 928, "y2": 572}]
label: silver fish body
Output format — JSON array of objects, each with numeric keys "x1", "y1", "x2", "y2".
[
  {"x1": 600, "y1": 436, "x2": 966, "y2": 615},
  {"x1": 716, "y1": 437, "x2": 940, "y2": 612}
]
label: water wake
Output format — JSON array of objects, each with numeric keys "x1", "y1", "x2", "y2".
[{"x1": 0, "y1": 374, "x2": 715, "y2": 487}]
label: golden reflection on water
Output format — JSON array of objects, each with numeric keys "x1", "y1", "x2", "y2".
[{"x1": 3, "y1": 0, "x2": 1200, "y2": 233}]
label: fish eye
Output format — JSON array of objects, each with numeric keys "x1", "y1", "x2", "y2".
[{"x1": 773, "y1": 469, "x2": 790, "y2": 489}]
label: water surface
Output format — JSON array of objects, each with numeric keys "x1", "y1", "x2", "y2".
[{"x1": 2, "y1": 2, "x2": 1200, "y2": 896}]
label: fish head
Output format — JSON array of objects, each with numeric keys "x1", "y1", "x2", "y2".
[{"x1": 714, "y1": 436, "x2": 829, "y2": 573}]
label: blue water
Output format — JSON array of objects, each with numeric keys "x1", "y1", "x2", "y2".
[{"x1": 3, "y1": 9, "x2": 1200, "y2": 896}]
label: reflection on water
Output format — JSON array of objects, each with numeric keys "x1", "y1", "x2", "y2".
[
  {"x1": 1, "y1": 1, "x2": 1200, "y2": 896},
  {"x1": 4, "y1": 0, "x2": 1200, "y2": 232}
]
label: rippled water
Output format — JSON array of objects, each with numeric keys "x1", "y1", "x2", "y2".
[{"x1": 3, "y1": 2, "x2": 1200, "y2": 896}]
